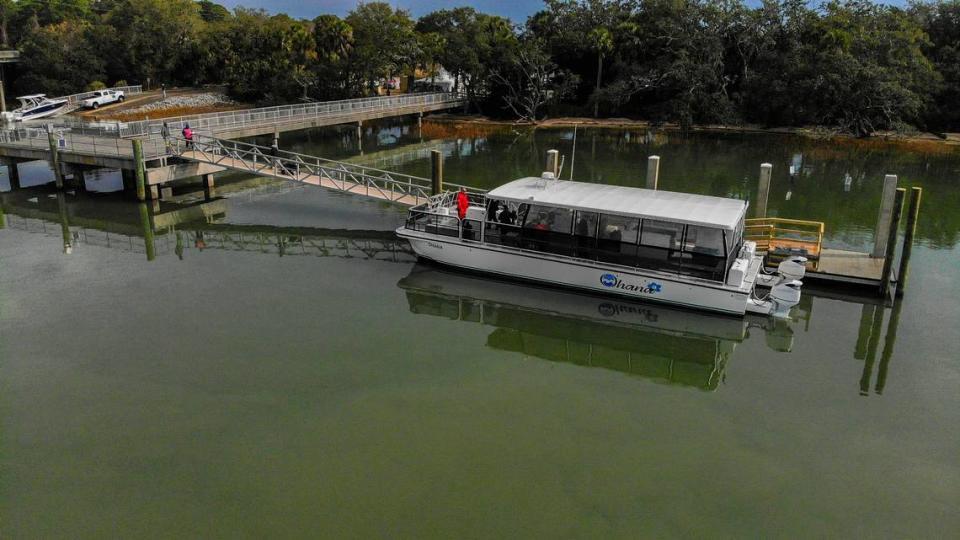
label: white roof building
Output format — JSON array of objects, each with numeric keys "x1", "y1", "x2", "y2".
[{"x1": 486, "y1": 177, "x2": 748, "y2": 231}]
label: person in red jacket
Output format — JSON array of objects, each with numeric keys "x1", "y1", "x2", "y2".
[{"x1": 456, "y1": 187, "x2": 470, "y2": 220}]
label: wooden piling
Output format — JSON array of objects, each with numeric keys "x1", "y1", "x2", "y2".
[
  {"x1": 546, "y1": 150, "x2": 559, "y2": 177},
  {"x1": 755, "y1": 163, "x2": 772, "y2": 218},
  {"x1": 895, "y1": 187, "x2": 922, "y2": 298},
  {"x1": 431, "y1": 149, "x2": 443, "y2": 195},
  {"x1": 873, "y1": 174, "x2": 899, "y2": 257},
  {"x1": 132, "y1": 139, "x2": 146, "y2": 202},
  {"x1": 0, "y1": 195, "x2": 5, "y2": 230},
  {"x1": 646, "y1": 155, "x2": 660, "y2": 190},
  {"x1": 879, "y1": 188, "x2": 905, "y2": 299},
  {"x1": 47, "y1": 128, "x2": 64, "y2": 190}
]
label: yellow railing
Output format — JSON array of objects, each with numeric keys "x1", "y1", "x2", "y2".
[{"x1": 744, "y1": 217, "x2": 824, "y2": 259}]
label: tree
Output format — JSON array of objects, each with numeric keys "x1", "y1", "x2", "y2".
[
  {"x1": 491, "y1": 38, "x2": 579, "y2": 122},
  {"x1": 346, "y1": 3, "x2": 419, "y2": 95},
  {"x1": 312, "y1": 14, "x2": 353, "y2": 99},
  {"x1": 103, "y1": 0, "x2": 204, "y2": 87},
  {"x1": 15, "y1": 20, "x2": 105, "y2": 95},
  {"x1": 588, "y1": 26, "x2": 612, "y2": 116}
]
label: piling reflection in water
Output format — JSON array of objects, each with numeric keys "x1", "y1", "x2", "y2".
[{"x1": 398, "y1": 265, "x2": 804, "y2": 391}]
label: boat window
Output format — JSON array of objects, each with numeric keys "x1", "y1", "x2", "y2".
[
  {"x1": 483, "y1": 199, "x2": 523, "y2": 248},
  {"x1": 521, "y1": 205, "x2": 574, "y2": 256},
  {"x1": 596, "y1": 214, "x2": 640, "y2": 266},
  {"x1": 573, "y1": 211, "x2": 599, "y2": 260},
  {"x1": 640, "y1": 220, "x2": 683, "y2": 249},
  {"x1": 683, "y1": 226, "x2": 725, "y2": 256},
  {"x1": 636, "y1": 219, "x2": 684, "y2": 274},
  {"x1": 521, "y1": 205, "x2": 572, "y2": 234}
]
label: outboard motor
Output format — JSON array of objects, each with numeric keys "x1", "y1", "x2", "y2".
[
  {"x1": 777, "y1": 255, "x2": 808, "y2": 282},
  {"x1": 769, "y1": 280, "x2": 802, "y2": 318}
]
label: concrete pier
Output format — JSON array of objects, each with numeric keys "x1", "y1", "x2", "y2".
[{"x1": 203, "y1": 173, "x2": 216, "y2": 201}]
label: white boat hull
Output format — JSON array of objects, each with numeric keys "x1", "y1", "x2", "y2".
[{"x1": 398, "y1": 228, "x2": 753, "y2": 315}]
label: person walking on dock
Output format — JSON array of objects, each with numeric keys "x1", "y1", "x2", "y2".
[
  {"x1": 182, "y1": 123, "x2": 193, "y2": 149},
  {"x1": 161, "y1": 121, "x2": 171, "y2": 152},
  {"x1": 456, "y1": 187, "x2": 469, "y2": 220}
]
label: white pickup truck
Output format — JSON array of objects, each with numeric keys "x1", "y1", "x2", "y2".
[{"x1": 81, "y1": 89, "x2": 125, "y2": 109}]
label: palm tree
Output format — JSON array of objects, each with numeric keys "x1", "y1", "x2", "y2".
[{"x1": 589, "y1": 26, "x2": 613, "y2": 118}]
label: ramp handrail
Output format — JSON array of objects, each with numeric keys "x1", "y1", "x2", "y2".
[
  {"x1": 745, "y1": 217, "x2": 824, "y2": 257},
  {"x1": 170, "y1": 134, "x2": 483, "y2": 204},
  {"x1": 126, "y1": 92, "x2": 465, "y2": 138}
]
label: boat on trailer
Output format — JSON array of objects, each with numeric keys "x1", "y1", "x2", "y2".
[
  {"x1": 397, "y1": 175, "x2": 807, "y2": 317},
  {"x1": 7, "y1": 94, "x2": 69, "y2": 122}
]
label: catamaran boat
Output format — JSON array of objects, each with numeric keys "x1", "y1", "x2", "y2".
[
  {"x1": 397, "y1": 175, "x2": 807, "y2": 317},
  {"x1": 7, "y1": 94, "x2": 69, "y2": 121}
]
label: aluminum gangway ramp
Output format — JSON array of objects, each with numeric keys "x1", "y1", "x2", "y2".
[{"x1": 172, "y1": 135, "x2": 479, "y2": 206}]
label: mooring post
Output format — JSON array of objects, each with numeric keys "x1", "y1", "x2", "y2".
[
  {"x1": 0, "y1": 73, "x2": 6, "y2": 113},
  {"x1": 132, "y1": 139, "x2": 146, "y2": 202},
  {"x1": 546, "y1": 149, "x2": 559, "y2": 177},
  {"x1": 756, "y1": 163, "x2": 772, "y2": 218},
  {"x1": 139, "y1": 203, "x2": 155, "y2": 262},
  {"x1": 873, "y1": 174, "x2": 899, "y2": 257},
  {"x1": 431, "y1": 149, "x2": 444, "y2": 195},
  {"x1": 879, "y1": 187, "x2": 906, "y2": 299},
  {"x1": 46, "y1": 126, "x2": 64, "y2": 190},
  {"x1": 272, "y1": 127, "x2": 279, "y2": 152},
  {"x1": 646, "y1": 155, "x2": 660, "y2": 190},
  {"x1": 895, "y1": 186, "x2": 922, "y2": 298},
  {"x1": 0, "y1": 195, "x2": 5, "y2": 230},
  {"x1": 202, "y1": 173, "x2": 216, "y2": 201}
]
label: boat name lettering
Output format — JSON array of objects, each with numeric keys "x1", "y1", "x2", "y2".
[
  {"x1": 426, "y1": 241, "x2": 444, "y2": 250},
  {"x1": 600, "y1": 273, "x2": 662, "y2": 294}
]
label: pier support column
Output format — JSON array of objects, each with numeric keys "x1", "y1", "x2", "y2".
[
  {"x1": 546, "y1": 149, "x2": 559, "y2": 177},
  {"x1": 418, "y1": 112, "x2": 423, "y2": 140},
  {"x1": 895, "y1": 187, "x2": 922, "y2": 298},
  {"x1": 0, "y1": 73, "x2": 6, "y2": 113},
  {"x1": 872, "y1": 174, "x2": 898, "y2": 257},
  {"x1": 357, "y1": 121, "x2": 363, "y2": 154},
  {"x1": 755, "y1": 163, "x2": 772, "y2": 218},
  {"x1": 879, "y1": 188, "x2": 906, "y2": 299},
  {"x1": 47, "y1": 127, "x2": 64, "y2": 190},
  {"x1": 431, "y1": 149, "x2": 444, "y2": 195},
  {"x1": 2, "y1": 158, "x2": 20, "y2": 190},
  {"x1": 272, "y1": 127, "x2": 280, "y2": 153},
  {"x1": 646, "y1": 155, "x2": 661, "y2": 190},
  {"x1": 202, "y1": 173, "x2": 216, "y2": 201}
]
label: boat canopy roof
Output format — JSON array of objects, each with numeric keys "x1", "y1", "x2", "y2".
[
  {"x1": 486, "y1": 177, "x2": 748, "y2": 230},
  {"x1": 17, "y1": 94, "x2": 47, "y2": 100}
]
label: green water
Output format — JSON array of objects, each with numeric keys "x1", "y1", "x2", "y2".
[{"x1": 1, "y1": 122, "x2": 958, "y2": 537}]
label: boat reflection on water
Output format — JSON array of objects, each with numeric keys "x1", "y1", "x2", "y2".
[{"x1": 399, "y1": 264, "x2": 801, "y2": 391}]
